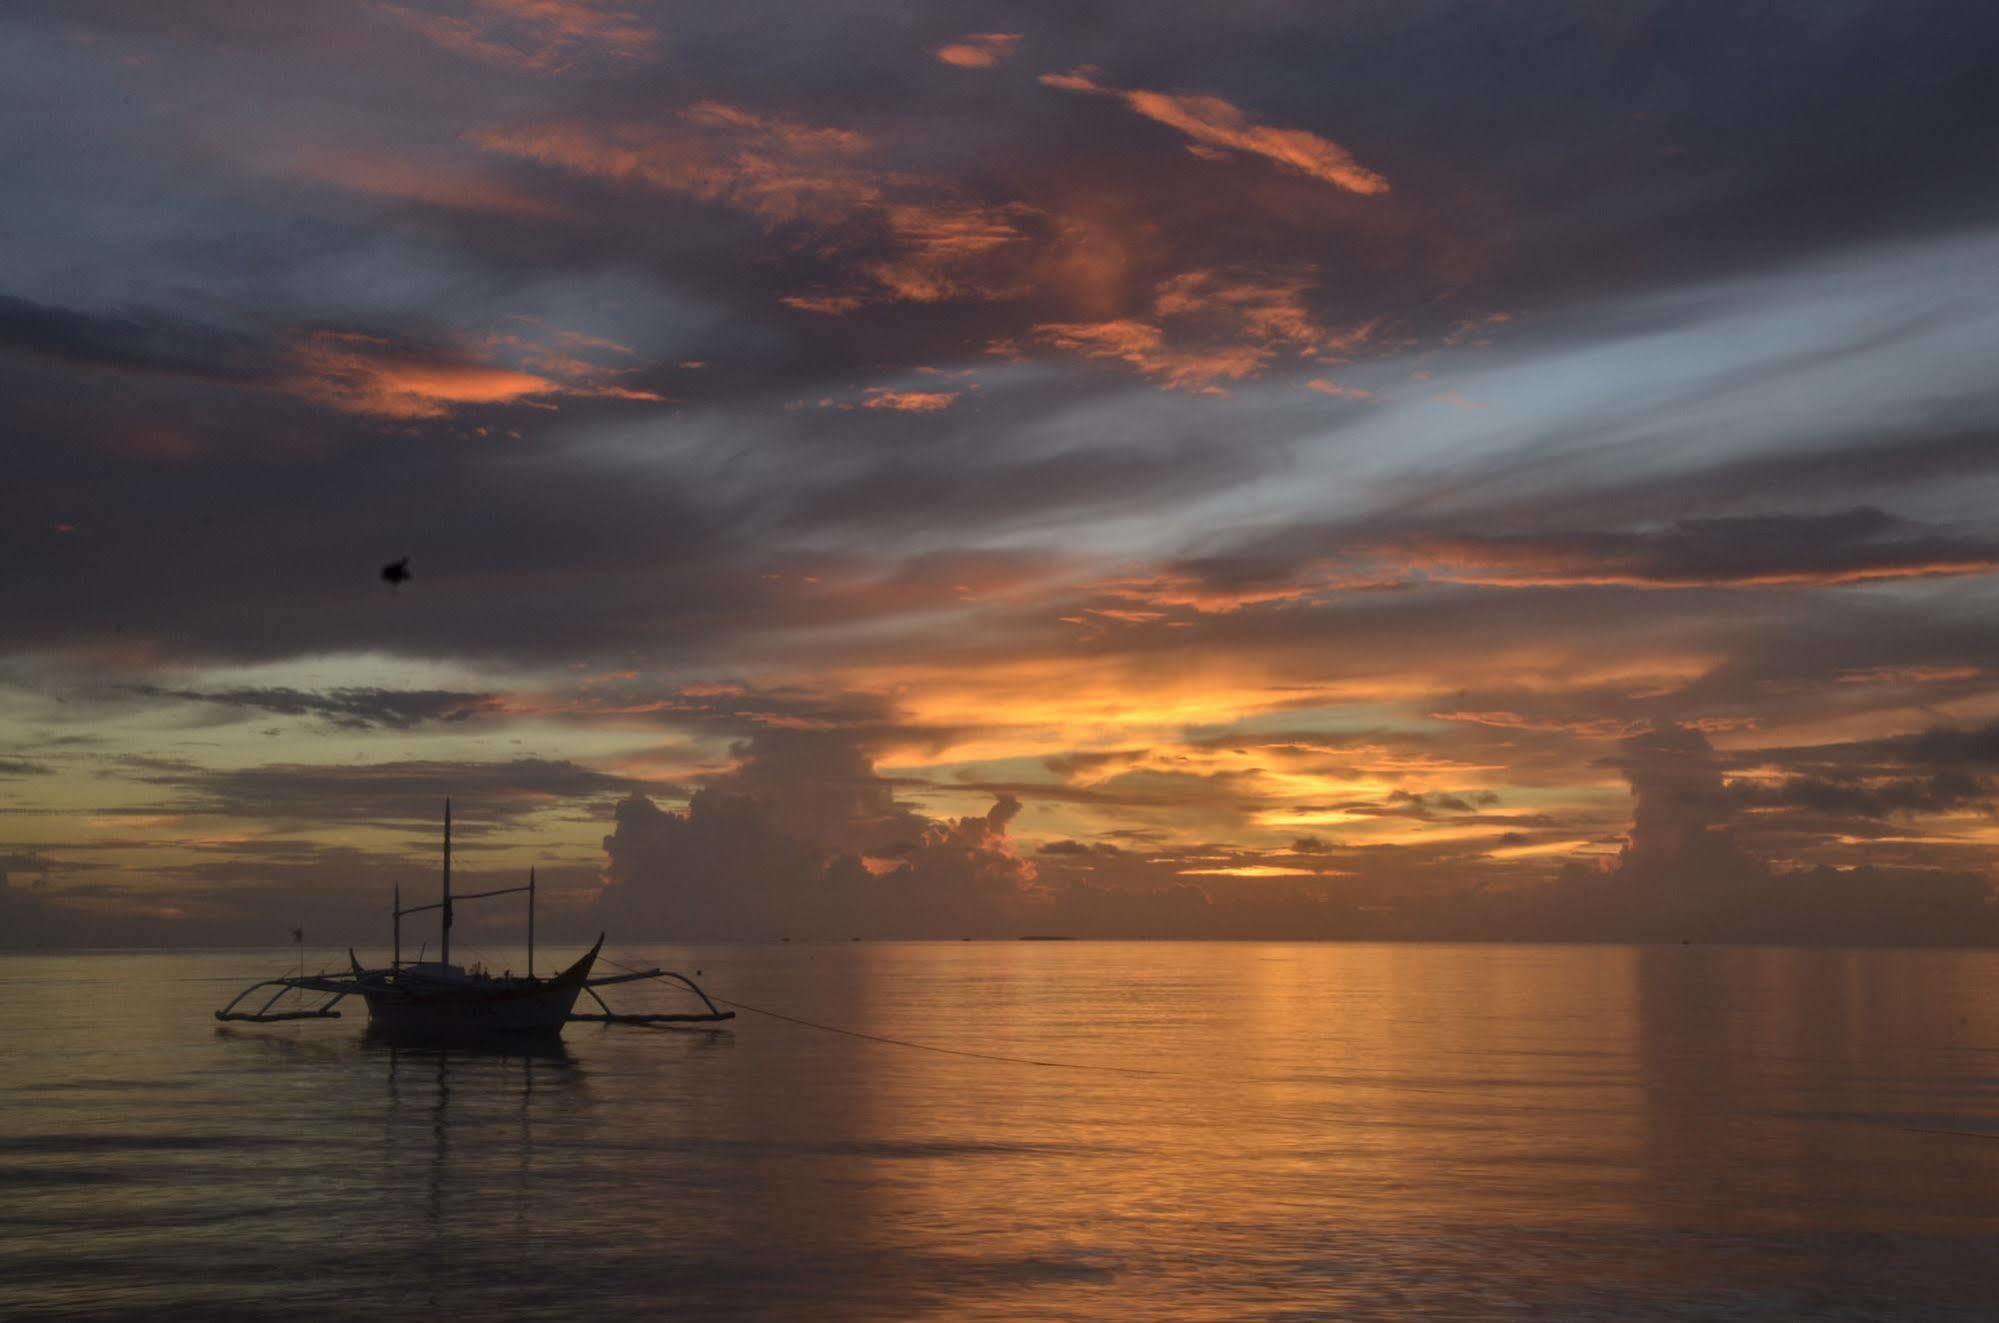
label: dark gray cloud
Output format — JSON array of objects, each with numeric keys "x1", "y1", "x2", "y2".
[
  {"x1": 0, "y1": 295, "x2": 273, "y2": 386},
  {"x1": 1038, "y1": 839, "x2": 1117, "y2": 857},
  {"x1": 1882, "y1": 721, "x2": 1999, "y2": 770},
  {"x1": 131, "y1": 757, "x2": 638, "y2": 828},
  {"x1": 1744, "y1": 719, "x2": 1999, "y2": 776},
  {"x1": 1708, "y1": 718, "x2": 1999, "y2": 840},
  {"x1": 0, "y1": 849, "x2": 52, "y2": 880},
  {"x1": 1729, "y1": 772, "x2": 1990, "y2": 821},
  {"x1": 125, "y1": 685, "x2": 504, "y2": 729},
  {"x1": 1377, "y1": 789, "x2": 1504, "y2": 818}
]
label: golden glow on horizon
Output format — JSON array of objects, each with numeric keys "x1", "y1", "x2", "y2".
[{"x1": 846, "y1": 656, "x2": 1379, "y2": 764}]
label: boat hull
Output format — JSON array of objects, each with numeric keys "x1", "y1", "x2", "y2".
[
  {"x1": 361, "y1": 983, "x2": 586, "y2": 1038},
  {"x1": 360, "y1": 939, "x2": 600, "y2": 1041}
]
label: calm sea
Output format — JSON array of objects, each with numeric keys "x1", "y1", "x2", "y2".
[{"x1": 4, "y1": 942, "x2": 1999, "y2": 1320}]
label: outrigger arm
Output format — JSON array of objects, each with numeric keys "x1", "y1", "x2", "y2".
[
  {"x1": 214, "y1": 974, "x2": 354, "y2": 1022},
  {"x1": 569, "y1": 967, "x2": 736, "y2": 1025}
]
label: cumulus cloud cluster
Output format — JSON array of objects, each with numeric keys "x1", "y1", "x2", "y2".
[
  {"x1": 596, "y1": 731, "x2": 1041, "y2": 938},
  {"x1": 1482, "y1": 727, "x2": 1999, "y2": 945},
  {"x1": 583, "y1": 724, "x2": 1996, "y2": 945}
]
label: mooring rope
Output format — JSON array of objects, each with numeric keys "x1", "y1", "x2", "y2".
[
  {"x1": 598, "y1": 954, "x2": 1167, "y2": 1076},
  {"x1": 710, "y1": 994, "x2": 1171, "y2": 1076},
  {"x1": 1897, "y1": 1125, "x2": 1999, "y2": 1141}
]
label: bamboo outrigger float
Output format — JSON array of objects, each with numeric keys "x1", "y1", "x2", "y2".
[{"x1": 215, "y1": 800, "x2": 734, "y2": 1040}]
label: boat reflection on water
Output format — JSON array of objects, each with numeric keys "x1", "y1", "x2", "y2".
[
  {"x1": 372, "y1": 1029, "x2": 586, "y2": 1279},
  {"x1": 367, "y1": 1029, "x2": 581, "y2": 1068}
]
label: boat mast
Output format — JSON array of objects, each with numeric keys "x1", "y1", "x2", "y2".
[
  {"x1": 528, "y1": 866, "x2": 536, "y2": 979},
  {"x1": 393, "y1": 884, "x2": 401, "y2": 978},
  {"x1": 440, "y1": 797, "x2": 453, "y2": 969}
]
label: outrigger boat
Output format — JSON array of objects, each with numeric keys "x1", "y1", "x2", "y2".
[{"x1": 215, "y1": 800, "x2": 734, "y2": 1040}]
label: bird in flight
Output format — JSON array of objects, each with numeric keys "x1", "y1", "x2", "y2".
[{"x1": 381, "y1": 557, "x2": 412, "y2": 589}]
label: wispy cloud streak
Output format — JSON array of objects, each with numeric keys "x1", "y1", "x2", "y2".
[{"x1": 1041, "y1": 69, "x2": 1389, "y2": 194}]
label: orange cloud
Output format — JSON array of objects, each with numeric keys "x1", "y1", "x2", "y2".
[
  {"x1": 287, "y1": 334, "x2": 558, "y2": 418},
  {"x1": 1042, "y1": 69, "x2": 1388, "y2": 194},
  {"x1": 1092, "y1": 559, "x2": 1409, "y2": 614},
  {"x1": 862, "y1": 388, "x2": 958, "y2": 412},
  {"x1": 1470, "y1": 562, "x2": 1999, "y2": 589},
  {"x1": 1429, "y1": 709, "x2": 1649, "y2": 741},
  {"x1": 1085, "y1": 607, "x2": 1169, "y2": 624},
  {"x1": 1444, "y1": 310, "x2": 1516, "y2": 347},
  {"x1": 1835, "y1": 665, "x2": 1985, "y2": 685},
  {"x1": 285, "y1": 325, "x2": 667, "y2": 418},
  {"x1": 780, "y1": 292, "x2": 866, "y2": 315},
  {"x1": 677, "y1": 100, "x2": 870, "y2": 157},
  {"x1": 1305, "y1": 377, "x2": 1371, "y2": 399},
  {"x1": 383, "y1": 0, "x2": 656, "y2": 75},
  {"x1": 469, "y1": 324, "x2": 669, "y2": 402},
  {"x1": 1483, "y1": 837, "x2": 1595, "y2": 860},
  {"x1": 1030, "y1": 318, "x2": 1160, "y2": 360},
  {"x1": 845, "y1": 655, "x2": 1405, "y2": 767},
  {"x1": 1093, "y1": 568, "x2": 1326, "y2": 613},
  {"x1": 1154, "y1": 269, "x2": 1323, "y2": 349},
  {"x1": 1020, "y1": 738, "x2": 1528, "y2": 849},
  {"x1": 472, "y1": 104, "x2": 878, "y2": 229},
  {"x1": 1092, "y1": 517, "x2": 1999, "y2": 615},
  {"x1": 933, "y1": 32, "x2": 1021, "y2": 68},
  {"x1": 1403, "y1": 536, "x2": 1999, "y2": 590},
  {"x1": 863, "y1": 202, "x2": 1039, "y2": 302},
  {"x1": 538, "y1": 324, "x2": 636, "y2": 356},
  {"x1": 478, "y1": 107, "x2": 1045, "y2": 307},
  {"x1": 1030, "y1": 268, "x2": 1367, "y2": 393},
  {"x1": 465, "y1": 325, "x2": 662, "y2": 402},
  {"x1": 297, "y1": 150, "x2": 571, "y2": 218},
  {"x1": 1030, "y1": 319, "x2": 1266, "y2": 393}
]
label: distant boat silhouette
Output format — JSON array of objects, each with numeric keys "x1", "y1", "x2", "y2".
[{"x1": 215, "y1": 800, "x2": 732, "y2": 1041}]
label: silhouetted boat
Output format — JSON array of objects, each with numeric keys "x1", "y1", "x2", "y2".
[
  {"x1": 215, "y1": 800, "x2": 733, "y2": 1041},
  {"x1": 343, "y1": 938, "x2": 603, "y2": 1038}
]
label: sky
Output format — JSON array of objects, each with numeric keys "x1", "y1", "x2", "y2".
[{"x1": 6, "y1": 1, "x2": 1999, "y2": 947}]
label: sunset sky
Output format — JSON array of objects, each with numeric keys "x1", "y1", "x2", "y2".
[{"x1": 6, "y1": 2, "x2": 1999, "y2": 945}]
